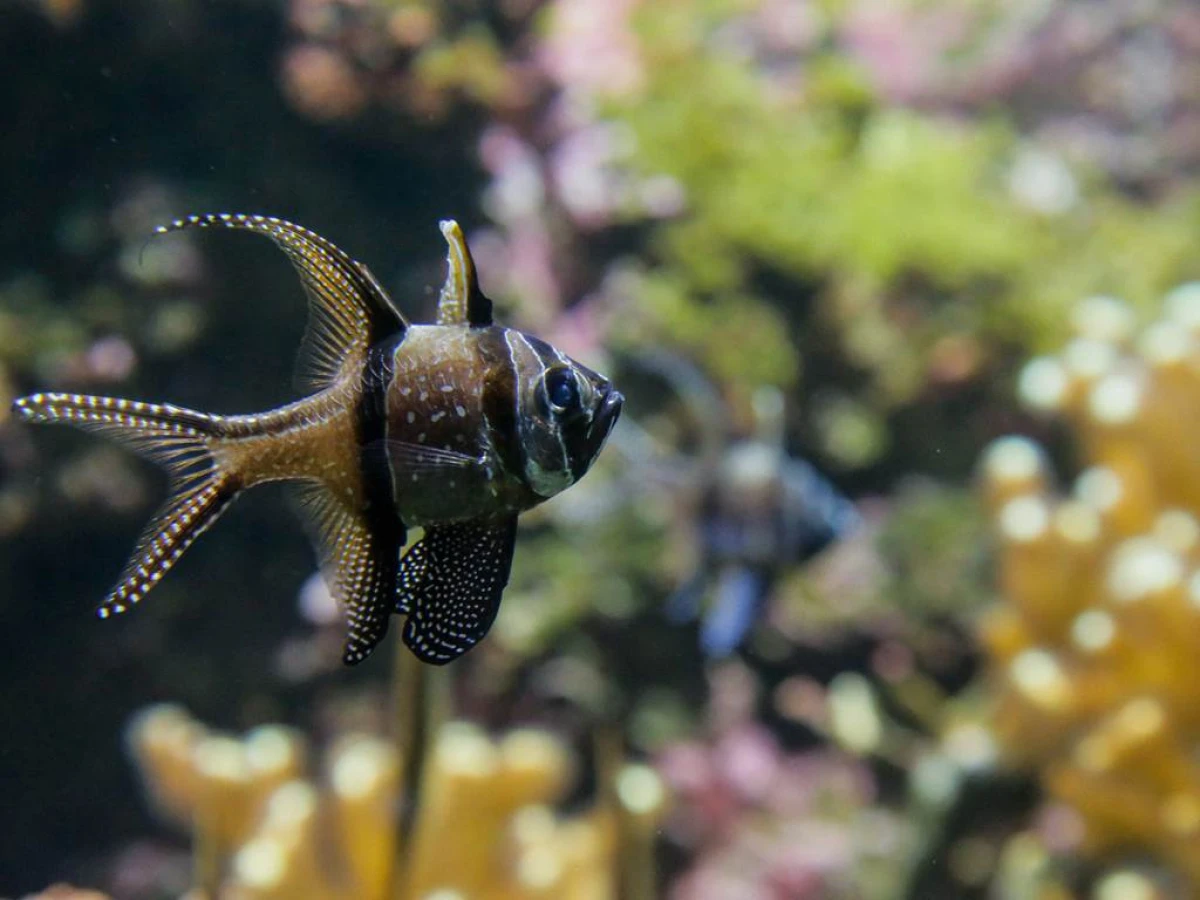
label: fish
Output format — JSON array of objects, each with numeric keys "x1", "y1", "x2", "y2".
[
  {"x1": 648, "y1": 377, "x2": 858, "y2": 657},
  {"x1": 665, "y1": 449, "x2": 860, "y2": 657},
  {"x1": 696, "y1": 452, "x2": 860, "y2": 656},
  {"x1": 11, "y1": 214, "x2": 623, "y2": 665}
]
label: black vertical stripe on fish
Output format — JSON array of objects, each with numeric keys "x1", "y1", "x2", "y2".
[
  {"x1": 331, "y1": 335, "x2": 406, "y2": 663},
  {"x1": 358, "y1": 336, "x2": 403, "y2": 527},
  {"x1": 476, "y1": 328, "x2": 526, "y2": 485},
  {"x1": 397, "y1": 517, "x2": 518, "y2": 665},
  {"x1": 508, "y1": 332, "x2": 571, "y2": 492}
]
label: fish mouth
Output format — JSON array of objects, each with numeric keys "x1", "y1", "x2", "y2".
[
  {"x1": 568, "y1": 386, "x2": 624, "y2": 483},
  {"x1": 593, "y1": 386, "x2": 623, "y2": 441}
]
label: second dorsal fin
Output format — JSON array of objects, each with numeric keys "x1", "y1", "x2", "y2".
[
  {"x1": 436, "y1": 220, "x2": 493, "y2": 327},
  {"x1": 156, "y1": 214, "x2": 408, "y2": 388}
]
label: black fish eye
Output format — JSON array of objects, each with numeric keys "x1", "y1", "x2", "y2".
[{"x1": 544, "y1": 367, "x2": 580, "y2": 414}]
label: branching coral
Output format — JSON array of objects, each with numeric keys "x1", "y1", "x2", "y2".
[
  {"x1": 981, "y1": 285, "x2": 1200, "y2": 889},
  {"x1": 126, "y1": 704, "x2": 665, "y2": 899}
]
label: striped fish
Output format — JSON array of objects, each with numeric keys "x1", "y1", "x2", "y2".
[{"x1": 12, "y1": 215, "x2": 622, "y2": 665}]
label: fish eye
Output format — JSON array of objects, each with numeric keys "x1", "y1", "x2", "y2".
[{"x1": 543, "y1": 367, "x2": 581, "y2": 415}]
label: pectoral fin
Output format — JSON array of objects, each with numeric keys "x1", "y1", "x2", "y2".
[
  {"x1": 295, "y1": 485, "x2": 405, "y2": 665},
  {"x1": 396, "y1": 518, "x2": 517, "y2": 664},
  {"x1": 371, "y1": 440, "x2": 485, "y2": 476}
]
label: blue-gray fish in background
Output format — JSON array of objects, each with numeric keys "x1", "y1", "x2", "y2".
[
  {"x1": 12, "y1": 214, "x2": 623, "y2": 665},
  {"x1": 658, "y1": 382, "x2": 859, "y2": 657}
]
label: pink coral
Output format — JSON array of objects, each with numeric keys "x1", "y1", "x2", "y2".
[
  {"x1": 538, "y1": 0, "x2": 645, "y2": 100},
  {"x1": 840, "y1": 0, "x2": 972, "y2": 103},
  {"x1": 661, "y1": 722, "x2": 886, "y2": 900}
]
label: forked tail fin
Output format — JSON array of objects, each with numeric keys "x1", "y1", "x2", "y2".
[{"x1": 12, "y1": 392, "x2": 240, "y2": 617}]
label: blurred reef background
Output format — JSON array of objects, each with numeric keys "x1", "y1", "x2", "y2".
[{"x1": 4, "y1": 0, "x2": 1200, "y2": 897}]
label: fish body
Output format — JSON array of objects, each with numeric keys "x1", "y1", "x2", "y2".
[
  {"x1": 374, "y1": 325, "x2": 619, "y2": 525},
  {"x1": 12, "y1": 215, "x2": 622, "y2": 665}
]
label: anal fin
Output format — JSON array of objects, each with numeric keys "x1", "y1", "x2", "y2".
[
  {"x1": 296, "y1": 486, "x2": 406, "y2": 665},
  {"x1": 397, "y1": 518, "x2": 517, "y2": 665}
]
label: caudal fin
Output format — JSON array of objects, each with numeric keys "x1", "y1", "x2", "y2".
[{"x1": 12, "y1": 392, "x2": 240, "y2": 616}]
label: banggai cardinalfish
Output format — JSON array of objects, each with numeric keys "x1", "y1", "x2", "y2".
[{"x1": 13, "y1": 215, "x2": 623, "y2": 666}]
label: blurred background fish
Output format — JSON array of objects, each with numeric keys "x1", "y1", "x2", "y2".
[{"x1": 660, "y1": 380, "x2": 861, "y2": 657}]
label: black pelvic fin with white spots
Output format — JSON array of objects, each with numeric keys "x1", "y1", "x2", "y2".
[
  {"x1": 436, "y1": 220, "x2": 493, "y2": 327},
  {"x1": 155, "y1": 214, "x2": 408, "y2": 388},
  {"x1": 296, "y1": 484, "x2": 406, "y2": 665},
  {"x1": 11, "y1": 392, "x2": 238, "y2": 617},
  {"x1": 396, "y1": 517, "x2": 518, "y2": 664}
]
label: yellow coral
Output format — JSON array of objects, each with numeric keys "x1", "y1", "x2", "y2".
[
  {"x1": 982, "y1": 285, "x2": 1200, "y2": 887},
  {"x1": 127, "y1": 707, "x2": 664, "y2": 900}
]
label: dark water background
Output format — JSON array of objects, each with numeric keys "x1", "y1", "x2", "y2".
[{"x1": 1, "y1": 1, "x2": 483, "y2": 888}]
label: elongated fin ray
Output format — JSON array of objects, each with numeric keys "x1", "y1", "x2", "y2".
[
  {"x1": 397, "y1": 517, "x2": 517, "y2": 664},
  {"x1": 156, "y1": 214, "x2": 407, "y2": 388},
  {"x1": 102, "y1": 476, "x2": 238, "y2": 616},
  {"x1": 436, "y1": 220, "x2": 493, "y2": 327},
  {"x1": 11, "y1": 392, "x2": 238, "y2": 617},
  {"x1": 295, "y1": 485, "x2": 405, "y2": 665}
]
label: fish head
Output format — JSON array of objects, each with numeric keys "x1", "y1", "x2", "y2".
[{"x1": 506, "y1": 332, "x2": 623, "y2": 499}]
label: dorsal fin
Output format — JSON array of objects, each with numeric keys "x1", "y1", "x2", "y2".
[
  {"x1": 436, "y1": 220, "x2": 493, "y2": 327},
  {"x1": 155, "y1": 214, "x2": 408, "y2": 389}
]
